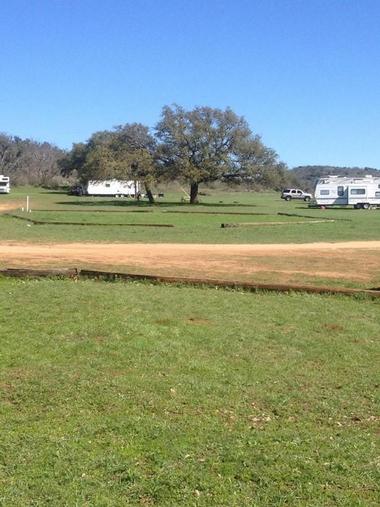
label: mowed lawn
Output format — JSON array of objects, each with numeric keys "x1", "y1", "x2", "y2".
[
  {"x1": 0, "y1": 187, "x2": 379, "y2": 243},
  {"x1": 0, "y1": 278, "x2": 379, "y2": 506}
]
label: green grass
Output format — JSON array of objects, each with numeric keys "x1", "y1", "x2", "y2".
[
  {"x1": 0, "y1": 187, "x2": 379, "y2": 243},
  {"x1": 0, "y1": 277, "x2": 379, "y2": 505}
]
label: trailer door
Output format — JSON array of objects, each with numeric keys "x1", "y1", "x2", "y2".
[{"x1": 336, "y1": 185, "x2": 348, "y2": 204}]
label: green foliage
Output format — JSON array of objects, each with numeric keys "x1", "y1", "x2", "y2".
[
  {"x1": 59, "y1": 124, "x2": 158, "y2": 202},
  {"x1": 112, "y1": 124, "x2": 157, "y2": 202},
  {"x1": 228, "y1": 136, "x2": 290, "y2": 191},
  {"x1": 155, "y1": 105, "x2": 251, "y2": 181},
  {"x1": 0, "y1": 278, "x2": 379, "y2": 505},
  {"x1": 155, "y1": 105, "x2": 286, "y2": 202},
  {"x1": 59, "y1": 105, "x2": 296, "y2": 204}
]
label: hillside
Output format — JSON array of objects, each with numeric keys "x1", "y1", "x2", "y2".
[{"x1": 292, "y1": 165, "x2": 380, "y2": 191}]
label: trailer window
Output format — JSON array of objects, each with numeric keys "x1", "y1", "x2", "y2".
[
  {"x1": 105, "y1": 183, "x2": 110, "y2": 187},
  {"x1": 320, "y1": 190, "x2": 329, "y2": 195},
  {"x1": 337, "y1": 186, "x2": 344, "y2": 196},
  {"x1": 0, "y1": 182, "x2": 7, "y2": 187},
  {"x1": 375, "y1": 192, "x2": 380, "y2": 198},
  {"x1": 350, "y1": 188, "x2": 366, "y2": 195}
]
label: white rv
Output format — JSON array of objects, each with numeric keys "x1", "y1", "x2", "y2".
[
  {"x1": 83, "y1": 179, "x2": 140, "y2": 197},
  {"x1": 314, "y1": 175, "x2": 380, "y2": 209},
  {"x1": 0, "y1": 175, "x2": 10, "y2": 194}
]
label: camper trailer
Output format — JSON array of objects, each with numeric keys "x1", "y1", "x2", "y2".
[
  {"x1": 82, "y1": 180, "x2": 140, "y2": 197},
  {"x1": 314, "y1": 175, "x2": 380, "y2": 209},
  {"x1": 0, "y1": 175, "x2": 10, "y2": 194}
]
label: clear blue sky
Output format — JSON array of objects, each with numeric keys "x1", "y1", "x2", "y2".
[{"x1": 1, "y1": 0, "x2": 379, "y2": 167}]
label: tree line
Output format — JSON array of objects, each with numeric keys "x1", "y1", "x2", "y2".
[
  {"x1": 2, "y1": 104, "x2": 299, "y2": 202},
  {"x1": 0, "y1": 133, "x2": 65, "y2": 186},
  {"x1": 60, "y1": 105, "x2": 295, "y2": 203}
]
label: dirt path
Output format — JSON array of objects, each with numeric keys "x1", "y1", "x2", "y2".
[
  {"x1": 1, "y1": 241, "x2": 380, "y2": 285},
  {"x1": 0, "y1": 202, "x2": 21, "y2": 212},
  {"x1": 1, "y1": 240, "x2": 380, "y2": 258}
]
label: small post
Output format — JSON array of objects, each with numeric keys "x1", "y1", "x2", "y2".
[{"x1": 26, "y1": 195, "x2": 30, "y2": 213}]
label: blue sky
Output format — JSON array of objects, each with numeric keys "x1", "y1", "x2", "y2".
[{"x1": 1, "y1": 0, "x2": 379, "y2": 167}]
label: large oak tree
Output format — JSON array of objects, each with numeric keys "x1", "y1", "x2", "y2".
[{"x1": 155, "y1": 105, "x2": 277, "y2": 203}]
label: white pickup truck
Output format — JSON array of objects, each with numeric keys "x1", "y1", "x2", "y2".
[{"x1": 281, "y1": 188, "x2": 312, "y2": 202}]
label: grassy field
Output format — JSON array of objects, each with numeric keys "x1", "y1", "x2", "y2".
[
  {"x1": 0, "y1": 277, "x2": 379, "y2": 506},
  {"x1": 1, "y1": 187, "x2": 380, "y2": 290},
  {"x1": 0, "y1": 186, "x2": 379, "y2": 244}
]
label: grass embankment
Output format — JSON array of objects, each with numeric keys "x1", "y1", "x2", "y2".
[{"x1": 0, "y1": 278, "x2": 379, "y2": 505}]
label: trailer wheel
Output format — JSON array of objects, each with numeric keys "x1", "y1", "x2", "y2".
[{"x1": 362, "y1": 203, "x2": 370, "y2": 210}]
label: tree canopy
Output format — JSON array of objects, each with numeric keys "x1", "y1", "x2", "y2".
[
  {"x1": 60, "y1": 123, "x2": 158, "y2": 202},
  {"x1": 2, "y1": 104, "x2": 306, "y2": 196},
  {"x1": 155, "y1": 105, "x2": 281, "y2": 202}
]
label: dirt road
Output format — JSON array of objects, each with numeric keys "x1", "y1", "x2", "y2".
[
  {"x1": 1, "y1": 240, "x2": 380, "y2": 258},
  {"x1": 1, "y1": 241, "x2": 380, "y2": 285}
]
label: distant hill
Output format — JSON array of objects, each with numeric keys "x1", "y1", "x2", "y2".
[{"x1": 291, "y1": 165, "x2": 380, "y2": 191}]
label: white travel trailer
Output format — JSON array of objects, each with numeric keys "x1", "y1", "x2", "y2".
[
  {"x1": 314, "y1": 175, "x2": 380, "y2": 209},
  {"x1": 83, "y1": 179, "x2": 140, "y2": 197},
  {"x1": 0, "y1": 175, "x2": 10, "y2": 194}
]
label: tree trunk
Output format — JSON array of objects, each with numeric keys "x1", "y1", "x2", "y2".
[
  {"x1": 144, "y1": 182, "x2": 155, "y2": 204},
  {"x1": 190, "y1": 181, "x2": 199, "y2": 204}
]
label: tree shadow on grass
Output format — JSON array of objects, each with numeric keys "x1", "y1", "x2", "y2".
[
  {"x1": 55, "y1": 199, "x2": 258, "y2": 208},
  {"x1": 299, "y1": 205, "x2": 366, "y2": 212},
  {"x1": 40, "y1": 190, "x2": 71, "y2": 195}
]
